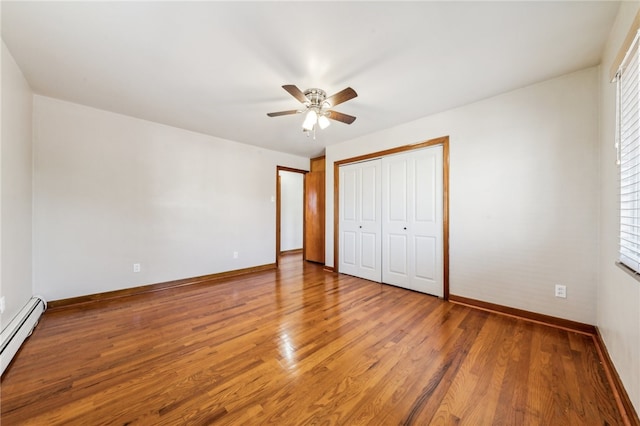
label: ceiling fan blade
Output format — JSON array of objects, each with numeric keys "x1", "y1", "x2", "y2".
[
  {"x1": 282, "y1": 85, "x2": 308, "y2": 103},
  {"x1": 325, "y1": 87, "x2": 357, "y2": 108},
  {"x1": 327, "y1": 110, "x2": 356, "y2": 125},
  {"x1": 267, "y1": 110, "x2": 300, "y2": 117}
]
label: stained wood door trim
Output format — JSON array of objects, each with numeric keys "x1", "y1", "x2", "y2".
[{"x1": 333, "y1": 135, "x2": 450, "y2": 299}]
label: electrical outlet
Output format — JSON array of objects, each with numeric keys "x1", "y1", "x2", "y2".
[
  {"x1": 133, "y1": 263, "x2": 141, "y2": 273},
  {"x1": 0, "y1": 297, "x2": 5, "y2": 314},
  {"x1": 555, "y1": 284, "x2": 567, "y2": 298},
  {"x1": 233, "y1": 251, "x2": 238, "y2": 259}
]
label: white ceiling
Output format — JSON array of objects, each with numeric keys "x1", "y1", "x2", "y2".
[{"x1": 2, "y1": 1, "x2": 620, "y2": 158}]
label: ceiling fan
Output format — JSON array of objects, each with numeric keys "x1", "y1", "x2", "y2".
[{"x1": 267, "y1": 85, "x2": 357, "y2": 138}]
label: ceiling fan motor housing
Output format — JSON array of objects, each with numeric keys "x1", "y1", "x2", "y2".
[{"x1": 304, "y1": 88, "x2": 327, "y2": 108}]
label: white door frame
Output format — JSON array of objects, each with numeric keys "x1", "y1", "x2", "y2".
[{"x1": 333, "y1": 136, "x2": 450, "y2": 299}]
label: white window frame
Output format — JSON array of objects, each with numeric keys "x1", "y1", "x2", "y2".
[{"x1": 616, "y1": 30, "x2": 640, "y2": 273}]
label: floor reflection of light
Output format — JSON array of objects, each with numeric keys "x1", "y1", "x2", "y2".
[{"x1": 279, "y1": 332, "x2": 297, "y2": 367}]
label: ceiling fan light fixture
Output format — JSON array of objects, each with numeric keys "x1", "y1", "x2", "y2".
[
  {"x1": 302, "y1": 110, "x2": 318, "y2": 131},
  {"x1": 318, "y1": 114, "x2": 331, "y2": 130}
]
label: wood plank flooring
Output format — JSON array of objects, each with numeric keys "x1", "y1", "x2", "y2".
[{"x1": 1, "y1": 254, "x2": 623, "y2": 425}]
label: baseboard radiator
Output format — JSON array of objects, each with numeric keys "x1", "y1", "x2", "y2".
[{"x1": 1, "y1": 296, "x2": 47, "y2": 375}]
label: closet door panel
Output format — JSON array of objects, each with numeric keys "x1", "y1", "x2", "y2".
[
  {"x1": 360, "y1": 165, "x2": 379, "y2": 222},
  {"x1": 408, "y1": 147, "x2": 443, "y2": 296},
  {"x1": 415, "y1": 154, "x2": 436, "y2": 222},
  {"x1": 414, "y1": 235, "x2": 436, "y2": 280},
  {"x1": 388, "y1": 234, "x2": 408, "y2": 275},
  {"x1": 357, "y1": 160, "x2": 382, "y2": 282},
  {"x1": 339, "y1": 160, "x2": 382, "y2": 282},
  {"x1": 339, "y1": 166, "x2": 360, "y2": 277},
  {"x1": 387, "y1": 160, "x2": 408, "y2": 222},
  {"x1": 382, "y1": 155, "x2": 411, "y2": 288},
  {"x1": 360, "y1": 232, "x2": 378, "y2": 271},
  {"x1": 342, "y1": 168, "x2": 358, "y2": 221},
  {"x1": 342, "y1": 231, "x2": 357, "y2": 267},
  {"x1": 382, "y1": 146, "x2": 443, "y2": 296}
]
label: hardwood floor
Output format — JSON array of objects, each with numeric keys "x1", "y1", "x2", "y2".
[{"x1": 1, "y1": 254, "x2": 624, "y2": 425}]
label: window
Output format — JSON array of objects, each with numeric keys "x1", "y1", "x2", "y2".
[{"x1": 617, "y1": 29, "x2": 640, "y2": 273}]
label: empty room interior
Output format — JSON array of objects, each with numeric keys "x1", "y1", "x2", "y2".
[{"x1": 2, "y1": 1, "x2": 640, "y2": 424}]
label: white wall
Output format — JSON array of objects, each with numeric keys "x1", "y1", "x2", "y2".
[
  {"x1": 1, "y1": 41, "x2": 34, "y2": 327},
  {"x1": 32, "y1": 96, "x2": 308, "y2": 301},
  {"x1": 598, "y1": 0, "x2": 640, "y2": 414},
  {"x1": 279, "y1": 171, "x2": 303, "y2": 252},
  {"x1": 326, "y1": 67, "x2": 599, "y2": 325}
]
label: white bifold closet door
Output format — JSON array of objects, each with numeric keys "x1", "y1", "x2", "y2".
[
  {"x1": 382, "y1": 146, "x2": 443, "y2": 297},
  {"x1": 338, "y1": 145, "x2": 443, "y2": 297},
  {"x1": 339, "y1": 159, "x2": 382, "y2": 282}
]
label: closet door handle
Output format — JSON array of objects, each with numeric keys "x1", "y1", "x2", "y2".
[{"x1": 403, "y1": 227, "x2": 407, "y2": 230}]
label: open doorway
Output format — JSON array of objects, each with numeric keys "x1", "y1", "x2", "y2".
[{"x1": 276, "y1": 167, "x2": 306, "y2": 266}]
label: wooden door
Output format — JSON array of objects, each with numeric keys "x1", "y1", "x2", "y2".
[{"x1": 305, "y1": 170, "x2": 325, "y2": 263}]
